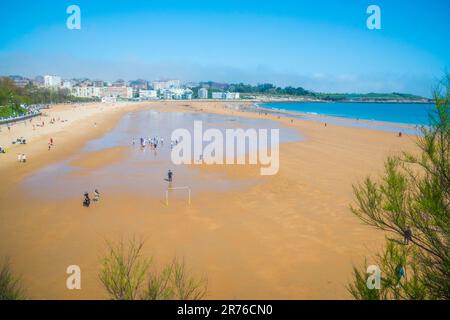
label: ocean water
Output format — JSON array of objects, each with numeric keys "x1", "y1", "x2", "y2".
[
  {"x1": 261, "y1": 102, "x2": 434, "y2": 126},
  {"x1": 21, "y1": 110, "x2": 301, "y2": 200}
]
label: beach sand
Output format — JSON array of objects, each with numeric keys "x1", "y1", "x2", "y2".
[{"x1": 0, "y1": 101, "x2": 419, "y2": 299}]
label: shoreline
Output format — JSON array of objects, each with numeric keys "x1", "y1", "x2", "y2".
[
  {"x1": 252, "y1": 102, "x2": 429, "y2": 133},
  {"x1": 0, "y1": 100, "x2": 421, "y2": 299}
]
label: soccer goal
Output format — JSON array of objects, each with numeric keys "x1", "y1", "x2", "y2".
[{"x1": 165, "y1": 186, "x2": 191, "y2": 206}]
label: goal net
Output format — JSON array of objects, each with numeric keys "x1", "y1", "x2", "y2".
[{"x1": 165, "y1": 186, "x2": 191, "y2": 206}]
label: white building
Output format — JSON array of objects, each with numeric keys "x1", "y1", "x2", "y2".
[
  {"x1": 162, "y1": 90, "x2": 173, "y2": 100},
  {"x1": 62, "y1": 80, "x2": 73, "y2": 90},
  {"x1": 225, "y1": 92, "x2": 240, "y2": 100},
  {"x1": 212, "y1": 92, "x2": 240, "y2": 100},
  {"x1": 212, "y1": 92, "x2": 224, "y2": 99},
  {"x1": 198, "y1": 88, "x2": 208, "y2": 99},
  {"x1": 71, "y1": 86, "x2": 102, "y2": 98},
  {"x1": 139, "y1": 89, "x2": 158, "y2": 100},
  {"x1": 183, "y1": 89, "x2": 193, "y2": 100},
  {"x1": 44, "y1": 75, "x2": 62, "y2": 88},
  {"x1": 101, "y1": 96, "x2": 117, "y2": 103}
]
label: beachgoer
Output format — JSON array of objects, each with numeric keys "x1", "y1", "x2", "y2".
[
  {"x1": 404, "y1": 227, "x2": 412, "y2": 245},
  {"x1": 17, "y1": 154, "x2": 22, "y2": 162},
  {"x1": 398, "y1": 132, "x2": 403, "y2": 137},
  {"x1": 93, "y1": 189, "x2": 100, "y2": 202},
  {"x1": 167, "y1": 170, "x2": 173, "y2": 182},
  {"x1": 395, "y1": 264, "x2": 406, "y2": 288},
  {"x1": 22, "y1": 154, "x2": 27, "y2": 163},
  {"x1": 83, "y1": 192, "x2": 91, "y2": 207}
]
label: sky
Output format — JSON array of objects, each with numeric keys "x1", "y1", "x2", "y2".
[{"x1": 0, "y1": 0, "x2": 449, "y2": 97}]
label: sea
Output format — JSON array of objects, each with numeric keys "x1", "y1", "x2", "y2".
[{"x1": 258, "y1": 102, "x2": 435, "y2": 134}]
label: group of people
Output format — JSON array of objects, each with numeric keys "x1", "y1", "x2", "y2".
[
  {"x1": 133, "y1": 136, "x2": 164, "y2": 150},
  {"x1": 12, "y1": 137, "x2": 26, "y2": 145},
  {"x1": 17, "y1": 153, "x2": 27, "y2": 163},
  {"x1": 83, "y1": 189, "x2": 100, "y2": 208}
]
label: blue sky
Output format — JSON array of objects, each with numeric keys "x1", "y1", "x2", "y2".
[{"x1": 0, "y1": 0, "x2": 449, "y2": 96}]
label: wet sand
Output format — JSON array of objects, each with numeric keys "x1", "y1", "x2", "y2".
[{"x1": 0, "y1": 101, "x2": 420, "y2": 299}]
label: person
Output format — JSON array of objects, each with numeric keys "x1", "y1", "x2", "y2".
[
  {"x1": 404, "y1": 227, "x2": 412, "y2": 245},
  {"x1": 0, "y1": 146, "x2": 5, "y2": 154},
  {"x1": 83, "y1": 192, "x2": 91, "y2": 207},
  {"x1": 22, "y1": 154, "x2": 27, "y2": 163},
  {"x1": 398, "y1": 132, "x2": 403, "y2": 137},
  {"x1": 17, "y1": 154, "x2": 22, "y2": 162},
  {"x1": 167, "y1": 170, "x2": 173, "y2": 182},
  {"x1": 93, "y1": 189, "x2": 100, "y2": 202},
  {"x1": 395, "y1": 264, "x2": 406, "y2": 288}
]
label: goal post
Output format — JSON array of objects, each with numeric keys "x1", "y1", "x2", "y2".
[{"x1": 165, "y1": 186, "x2": 191, "y2": 206}]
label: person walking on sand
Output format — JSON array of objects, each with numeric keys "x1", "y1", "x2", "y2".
[
  {"x1": 17, "y1": 153, "x2": 22, "y2": 162},
  {"x1": 83, "y1": 192, "x2": 91, "y2": 207},
  {"x1": 22, "y1": 154, "x2": 27, "y2": 163},
  {"x1": 167, "y1": 170, "x2": 173, "y2": 183},
  {"x1": 93, "y1": 189, "x2": 100, "y2": 202}
]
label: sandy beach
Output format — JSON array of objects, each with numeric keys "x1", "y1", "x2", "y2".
[{"x1": 0, "y1": 101, "x2": 420, "y2": 299}]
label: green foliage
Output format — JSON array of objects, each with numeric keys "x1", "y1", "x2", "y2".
[
  {"x1": 194, "y1": 81, "x2": 427, "y2": 101},
  {"x1": 0, "y1": 77, "x2": 98, "y2": 109},
  {"x1": 143, "y1": 258, "x2": 207, "y2": 300},
  {"x1": 349, "y1": 75, "x2": 450, "y2": 300},
  {"x1": 0, "y1": 259, "x2": 26, "y2": 300},
  {"x1": 99, "y1": 238, "x2": 207, "y2": 300},
  {"x1": 313, "y1": 92, "x2": 426, "y2": 102},
  {"x1": 99, "y1": 238, "x2": 150, "y2": 300},
  {"x1": 0, "y1": 105, "x2": 27, "y2": 118}
]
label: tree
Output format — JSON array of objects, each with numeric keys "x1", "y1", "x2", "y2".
[
  {"x1": 0, "y1": 259, "x2": 26, "y2": 300},
  {"x1": 348, "y1": 75, "x2": 450, "y2": 300},
  {"x1": 99, "y1": 238, "x2": 207, "y2": 300}
]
